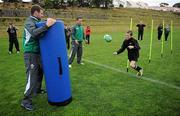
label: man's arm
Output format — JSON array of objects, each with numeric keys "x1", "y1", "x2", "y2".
[
  {"x1": 14, "y1": 26, "x2": 19, "y2": 30},
  {"x1": 25, "y1": 19, "x2": 48, "y2": 39},
  {"x1": 71, "y1": 26, "x2": 76, "y2": 40},
  {"x1": 83, "y1": 27, "x2": 86, "y2": 40}
]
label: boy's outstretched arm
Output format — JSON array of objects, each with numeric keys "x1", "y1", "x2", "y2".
[{"x1": 113, "y1": 40, "x2": 126, "y2": 55}]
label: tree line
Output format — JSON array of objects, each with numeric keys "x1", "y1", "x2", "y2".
[{"x1": 2, "y1": 0, "x2": 114, "y2": 9}]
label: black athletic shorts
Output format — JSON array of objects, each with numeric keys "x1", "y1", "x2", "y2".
[{"x1": 128, "y1": 55, "x2": 138, "y2": 62}]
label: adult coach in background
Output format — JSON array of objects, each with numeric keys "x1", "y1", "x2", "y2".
[
  {"x1": 164, "y1": 24, "x2": 170, "y2": 41},
  {"x1": 7, "y1": 23, "x2": 20, "y2": 54},
  {"x1": 21, "y1": 5, "x2": 56, "y2": 111},
  {"x1": 113, "y1": 30, "x2": 143, "y2": 77},
  {"x1": 157, "y1": 24, "x2": 163, "y2": 40},
  {"x1": 136, "y1": 21, "x2": 146, "y2": 40},
  {"x1": 68, "y1": 17, "x2": 87, "y2": 68}
]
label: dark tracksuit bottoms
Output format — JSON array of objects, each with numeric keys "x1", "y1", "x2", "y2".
[
  {"x1": 66, "y1": 36, "x2": 70, "y2": 50},
  {"x1": 69, "y1": 40, "x2": 83, "y2": 64},
  {"x1": 165, "y1": 32, "x2": 169, "y2": 41},
  {"x1": 158, "y1": 31, "x2": 163, "y2": 40},
  {"x1": 86, "y1": 35, "x2": 90, "y2": 44},
  {"x1": 22, "y1": 53, "x2": 43, "y2": 103},
  {"x1": 164, "y1": 28, "x2": 170, "y2": 41},
  {"x1": 138, "y1": 30, "x2": 144, "y2": 40},
  {"x1": 157, "y1": 26, "x2": 163, "y2": 40},
  {"x1": 9, "y1": 37, "x2": 20, "y2": 52}
]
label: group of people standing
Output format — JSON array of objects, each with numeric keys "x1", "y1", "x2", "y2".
[
  {"x1": 6, "y1": 18, "x2": 91, "y2": 55},
  {"x1": 7, "y1": 20, "x2": 170, "y2": 56},
  {"x1": 136, "y1": 21, "x2": 170, "y2": 41},
  {"x1": 157, "y1": 24, "x2": 170, "y2": 41}
]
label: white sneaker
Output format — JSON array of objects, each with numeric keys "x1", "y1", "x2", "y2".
[
  {"x1": 136, "y1": 72, "x2": 140, "y2": 76},
  {"x1": 80, "y1": 62, "x2": 85, "y2": 65},
  {"x1": 8, "y1": 51, "x2": 12, "y2": 54},
  {"x1": 137, "y1": 68, "x2": 143, "y2": 77},
  {"x1": 69, "y1": 64, "x2": 72, "y2": 68},
  {"x1": 139, "y1": 68, "x2": 143, "y2": 76}
]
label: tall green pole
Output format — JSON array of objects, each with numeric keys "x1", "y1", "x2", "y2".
[
  {"x1": 149, "y1": 19, "x2": 153, "y2": 63},
  {"x1": 171, "y1": 20, "x2": 173, "y2": 54},
  {"x1": 127, "y1": 18, "x2": 133, "y2": 72},
  {"x1": 130, "y1": 18, "x2": 133, "y2": 30},
  {"x1": 161, "y1": 20, "x2": 165, "y2": 57}
]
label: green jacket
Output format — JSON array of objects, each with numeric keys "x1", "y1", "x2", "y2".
[
  {"x1": 23, "y1": 16, "x2": 48, "y2": 53},
  {"x1": 71, "y1": 24, "x2": 85, "y2": 42}
]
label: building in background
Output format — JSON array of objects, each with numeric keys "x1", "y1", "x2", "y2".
[
  {"x1": 173, "y1": 3, "x2": 180, "y2": 8},
  {"x1": 113, "y1": 0, "x2": 148, "y2": 8},
  {"x1": 113, "y1": 0, "x2": 180, "y2": 12}
]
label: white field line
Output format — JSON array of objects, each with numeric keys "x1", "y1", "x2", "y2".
[{"x1": 83, "y1": 59, "x2": 180, "y2": 90}]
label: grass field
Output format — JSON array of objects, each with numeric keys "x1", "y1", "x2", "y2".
[{"x1": 0, "y1": 12, "x2": 180, "y2": 115}]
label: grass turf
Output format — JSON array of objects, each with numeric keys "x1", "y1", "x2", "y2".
[{"x1": 0, "y1": 22, "x2": 180, "y2": 116}]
